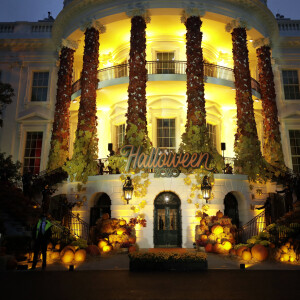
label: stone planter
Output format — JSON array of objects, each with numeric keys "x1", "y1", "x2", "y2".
[{"x1": 129, "y1": 259, "x2": 207, "y2": 271}]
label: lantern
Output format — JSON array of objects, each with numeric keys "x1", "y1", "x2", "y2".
[
  {"x1": 123, "y1": 176, "x2": 134, "y2": 204},
  {"x1": 201, "y1": 176, "x2": 212, "y2": 203}
]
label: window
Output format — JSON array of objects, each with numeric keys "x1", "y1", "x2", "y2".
[
  {"x1": 289, "y1": 130, "x2": 300, "y2": 173},
  {"x1": 31, "y1": 72, "x2": 49, "y2": 102},
  {"x1": 282, "y1": 70, "x2": 300, "y2": 100},
  {"x1": 157, "y1": 119, "x2": 176, "y2": 151},
  {"x1": 23, "y1": 132, "x2": 43, "y2": 174},
  {"x1": 156, "y1": 52, "x2": 175, "y2": 74},
  {"x1": 207, "y1": 123, "x2": 217, "y2": 148},
  {"x1": 116, "y1": 124, "x2": 126, "y2": 150}
]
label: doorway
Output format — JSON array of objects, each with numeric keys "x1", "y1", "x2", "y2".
[
  {"x1": 154, "y1": 192, "x2": 182, "y2": 247},
  {"x1": 89, "y1": 193, "x2": 111, "y2": 227},
  {"x1": 224, "y1": 192, "x2": 240, "y2": 227}
]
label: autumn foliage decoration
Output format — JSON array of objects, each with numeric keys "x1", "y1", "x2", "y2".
[
  {"x1": 180, "y1": 16, "x2": 223, "y2": 172},
  {"x1": 64, "y1": 27, "x2": 99, "y2": 183},
  {"x1": 48, "y1": 47, "x2": 74, "y2": 171},
  {"x1": 125, "y1": 16, "x2": 151, "y2": 151},
  {"x1": 231, "y1": 27, "x2": 269, "y2": 181},
  {"x1": 256, "y1": 46, "x2": 286, "y2": 173}
]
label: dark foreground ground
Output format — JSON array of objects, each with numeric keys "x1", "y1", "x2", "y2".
[{"x1": 1, "y1": 270, "x2": 299, "y2": 300}]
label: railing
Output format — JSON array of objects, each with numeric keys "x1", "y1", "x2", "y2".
[
  {"x1": 68, "y1": 212, "x2": 89, "y2": 240},
  {"x1": 72, "y1": 61, "x2": 261, "y2": 95},
  {"x1": 0, "y1": 24, "x2": 14, "y2": 33},
  {"x1": 278, "y1": 20, "x2": 300, "y2": 32},
  {"x1": 235, "y1": 211, "x2": 266, "y2": 243},
  {"x1": 31, "y1": 25, "x2": 53, "y2": 32}
]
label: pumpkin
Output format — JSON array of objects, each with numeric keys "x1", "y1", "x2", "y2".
[
  {"x1": 237, "y1": 246, "x2": 248, "y2": 257},
  {"x1": 205, "y1": 230, "x2": 210, "y2": 236},
  {"x1": 205, "y1": 243, "x2": 213, "y2": 253},
  {"x1": 129, "y1": 245, "x2": 137, "y2": 253},
  {"x1": 98, "y1": 239, "x2": 108, "y2": 249},
  {"x1": 102, "y1": 245, "x2": 112, "y2": 253},
  {"x1": 200, "y1": 219, "x2": 206, "y2": 226},
  {"x1": 128, "y1": 236, "x2": 136, "y2": 244},
  {"x1": 281, "y1": 253, "x2": 289, "y2": 262},
  {"x1": 117, "y1": 228, "x2": 127, "y2": 235},
  {"x1": 55, "y1": 244, "x2": 61, "y2": 250},
  {"x1": 51, "y1": 251, "x2": 60, "y2": 260},
  {"x1": 280, "y1": 245, "x2": 288, "y2": 253},
  {"x1": 60, "y1": 245, "x2": 76, "y2": 258},
  {"x1": 211, "y1": 225, "x2": 223, "y2": 235},
  {"x1": 61, "y1": 250, "x2": 74, "y2": 264},
  {"x1": 201, "y1": 235, "x2": 208, "y2": 242},
  {"x1": 119, "y1": 219, "x2": 126, "y2": 226},
  {"x1": 251, "y1": 244, "x2": 268, "y2": 261},
  {"x1": 212, "y1": 243, "x2": 223, "y2": 254},
  {"x1": 47, "y1": 243, "x2": 53, "y2": 250},
  {"x1": 290, "y1": 257, "x2": 295, "y2": 263},
  {"x1": 222, "y1": 241, "x2": 232, "y2": 251},
  {"x1": 242, "y1": 250, "x2": 252, "y2": 261},
  {"x1": 74, "y1": 249, "x2": 86, "y2": 262},
  {"x1": 216, "y1": 210, "x2": 224, "y2": 218},
  {"x1": 86, "y1": 245, "x2": 100, "y2": 256},
  {"x1": 285, "y1": 242, "x2": 291, "y2": 248}
]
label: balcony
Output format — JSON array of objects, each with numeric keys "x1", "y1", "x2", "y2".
[{"x1": 71, "y1": 61, "x2": 261, "y2": 96}]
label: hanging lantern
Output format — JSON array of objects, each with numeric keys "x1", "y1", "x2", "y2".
[
  {"x1": 123, "y1": 176, "x2": 134, "y2": 204},
  {"x1": 201, "y1": 176, "x2": 212, "y2": 203}
]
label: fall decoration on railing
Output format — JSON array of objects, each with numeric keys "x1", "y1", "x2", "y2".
[
  {"x1": 180, "y1": 16, "x2": 223, "y2": 177},
  {"x1": 256, "y1": 45, "x2": 286, "y2": 174},
  {"x1": 64, "y1": 27, "x2": 99, "y2": 183},
  {"x1": 125, "y1": 15, "x2": 151, "y2": 150},
  {"x1": 231, "y1": 27, "x2": 269, "y2": 182},
  {"x1": 48, "y1": 46, "x2": 74, "y2": 171}
]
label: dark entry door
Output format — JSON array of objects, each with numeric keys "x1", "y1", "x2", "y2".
[
  {"x1": 154, "y1": 192, "x2": 181, "y2": 247},
  {"x1": 224, "y1": 192, "x2": 239, "y2": 227}
]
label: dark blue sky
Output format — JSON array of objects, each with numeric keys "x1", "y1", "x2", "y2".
[{"x1": 0, "y1": 0, "x2": 299, "y2": 22}]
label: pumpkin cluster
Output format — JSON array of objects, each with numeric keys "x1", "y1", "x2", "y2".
[
  {"x1": 275, "y1": 239, "x2": 299, "y2": 263},
  {"x1": 195, "y1": 210, "x2": 236, "y2": 254},
  {"x1": 89, "y1": 213, "x2": 137, "y2": 253},
  {"x1": 231, "y1": 243, "x2": 269, "y2": 262}
]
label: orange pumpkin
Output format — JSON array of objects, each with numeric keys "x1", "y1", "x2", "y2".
[
  {"x1": 205, "y1": 243, "x2": 213, "y2": 253},
  {"x1": 212, "y1": 243, "x2": 223, "y2": 254},
  {"x1": 60, "y1": 245, "x2": 76, "y2": 258},
  {"x1": 201, "y1": 235, "x2": 208, "y2": 242},
  {"x1": 242, "y1": 250, "x2": 252, "y2": 261},
  {"x1": 229, "y1": 248, "x2": 237, "y2": 256},
  {"x1": 55, "y1": 244, "x2": 61, "y2": 250},
  {"x1": 251, "y1": 244, "x2": 268, "y2": 261},
  {"x1": 119, "y1": 219, "x2": 126, "y2": 226},
  {"x1": 211, "y1": 225, "x2": 223, "y2": 235},
  {"x1": 61, "y1": 250, "x2": 74, "y2": 264},
  {"x1": 98, "y1": 239, "x2": 108, "y2": 249},
  {"x1": 102, "y1": 245, "x2": 112, "y2": 253},
  {"x1": 117, "y1": 228, "x2": 127, "y2": 235},
  {"x1": 47, "y1": 243, "x2": 53, "y2": 250},
  {"x1": 216, "y1": 210, "x2": 224, "y2": 218},
  {"x1": 237, "y1": 246, "x2": 248, "y2": 257},
  {"x1": 200, "y1": 219, "x2": 206, "y2": 226},
  {"x1": 74, "y1": 249, "x2": 86, "y2": 262},
  {"x1": 51, "y1": 251, "x2": 60, "y2": 260},
  {"x1": 222, "y1": 241, "x2": 232, "y2": 251},
  {"x1": 128, "y1": 236, "x2": 136, "y2": 244},
  {"x1": 102, "y1": 213, "x2": 110, "y2": 220}
]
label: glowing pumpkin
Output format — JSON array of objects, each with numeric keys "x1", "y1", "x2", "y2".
[
  {"x1": 216, "y1": 210, "x2": 224, "y2": 218},
  {"x1": 51, "y1": 251, "x2": 60, "y2": 260},
  {"x1": 200, "y1": 235, "x2": 208, "y2": 242},
  {"x1": 211, "y1": 225, "x2": 223, "y2": 235},
  {"x1": 119, "y1": 219, "x2": 126, "y2": 226},
  {"x1": 242, "y1": 250, "x2": 252, "y2": 261},
  {"x1": 237, "y1": 246, "x2": 248, "y2": 257},
  {"x1": 251, "y1": 244, "x2": 268, "y2": 261},
  {"x1": 281, "y1": 253, "x2": 289, "y2": 262},
  {"x1": 280, "y1": 245, "x2": 288, "y2": 253},
  {"x1": 61, "y1": 250, "x2": 74, "y2": 264},
  {"x1": 212, "y1": 243, "x2": 223, "y2": 254},
  {"x1": 98, "y1": 240, "x2": 108, "y2": 249},
  {"x1": 205, "y1": 243, "x2": 213, "y2": 253},
  {"x1": 74, "y1": 249, "x2": 86, "y2": 262},
  {"x1": 102, "y1": 245, "x2": 112, "y2": 253},
  {"x1": 117, "y1": 228, "x2": 127, "y2": 235},
  {"x1": 55, "y1": 244, "x2": 61, "y2": 250},
  {"x1": 222, "y1": 241, "x2": 232, "y2": 251},
  {"x1": 60, "y1": 245, "x2": 75, "y2": 258},
  {"x1": 290, "y1": 257, "x2": 295, "y2": 263}
]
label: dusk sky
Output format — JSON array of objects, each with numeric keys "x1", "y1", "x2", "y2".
[{"x1": 0, "y1": 0, "x2": 299, "y2": 22}]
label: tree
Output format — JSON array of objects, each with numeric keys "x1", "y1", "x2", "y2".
[
  {"x1": 0, "y1": 82, "x2": 14, "y2": 127},
  {"x1": 0, "y1": 152, "x2": 21, "y2": 186}
]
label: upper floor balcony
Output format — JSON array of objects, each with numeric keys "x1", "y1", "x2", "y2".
[{"x1": 71, "y1": 60, "x2": 261, "y2": 99}]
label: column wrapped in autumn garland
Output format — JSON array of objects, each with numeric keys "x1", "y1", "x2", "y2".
[
  {"x1": 227, "y1": 21, "x2": 269, "y2": 181},
  {"x1": 47, "y1": 43, "x2": 76, "y2": 171},
  {"x1": 255, "y1": 40, "x2": 286, "y2": 173},
  {"x1": 180, "y1": 13, "x2": 223, "y2": 172},
  {"x1": 64, "y1": 24, "x2": 102, "y2": 183},
  {"x1": 125, "y1": 13, "x2": 151, "y2": 151}
]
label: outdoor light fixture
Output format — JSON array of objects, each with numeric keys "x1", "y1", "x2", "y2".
[
  {"x1": 165, "y1": 195, "x2": 170, "y2": 202},
  {"x1": 201, "y1": 176, "x2": 212, "y2": 203},
  {"x1": 123, "y1": 176, "x2": 134, "y2": 204}
]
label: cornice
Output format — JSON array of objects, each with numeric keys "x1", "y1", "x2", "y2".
[
  {"x1": 0, "y1": 38, "x2": 55, "y2": 52},
  {"x1": 52, "y1": 0, "x2": 279, "y2": 47}
]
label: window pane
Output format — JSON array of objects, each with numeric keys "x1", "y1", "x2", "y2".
[
  {"x1": 156, "y1": 119, "x2": 176, "y2": 150},
  {"x1": 282, "y1": 70, "x2": 300, "y2": 100},
  {"x1": 31, "y1": 72, "x2": 49, "y2": 102},
  {"x1": 289, "y1": 130, "x2": 300, "y2": 172}
]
